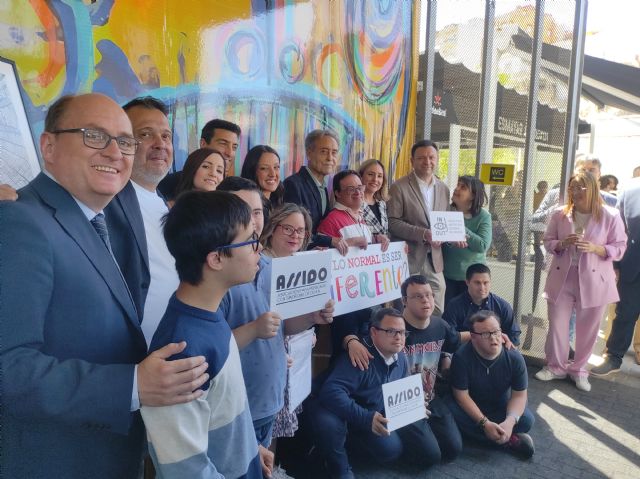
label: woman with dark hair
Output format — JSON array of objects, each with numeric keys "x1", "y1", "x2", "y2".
[
  {"x1": 442, "y1": 176, "x2": 492, "y2": 307},
  {"x1": 535, "y1": 172, "x2": 626, "y2": 392},
  {"x1": 170, "y1": 148, "x2": 225, "y2": 206},
  {"x1": 241, "y1": 145, "x2": 285, "y2": 210},
  {"x1": 358, "y1": 158, "x2": 389, "y2": 236}
]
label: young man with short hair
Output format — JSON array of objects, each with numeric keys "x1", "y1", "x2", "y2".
[
  {"x1": 446, "y1": 310, "x2": 535, "y2": 459},
  {"x1": 216, "y1": 176, "x2": 334, "y2": 454},
  {"x1": 141, "y1": 190, "x2": 265, "y2": 478},
  {"x1": 309, "y1": 308, "x2": 436, "y2": 479},
  {"x1": 200, "y1": 118, "x2": 242, "y2": 171},
  {"x1": 443, "y1": 263, "x2": 520, "y2": 347},
  {"x1": 401, "y1": 275, "x2": 462, "y2": 464}
]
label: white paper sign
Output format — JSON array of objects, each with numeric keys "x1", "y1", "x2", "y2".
[
  {"x1": 381, "y1": 374, "x2": 425, "y2": 432},
  {"x1": 270, "y1": 250, "x2": 332, "y2": 319},
  {"x1": 330, "y1": 242, "x2": 409, "y2": 316},
  {"x1": 287, "y1": 328, "x2": 314, "y2": 413},
  {"x1": 429, "y1": 211, "x2": 466, "y2": 242}
]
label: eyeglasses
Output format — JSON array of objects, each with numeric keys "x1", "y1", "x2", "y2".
[
  {"x1": 568, "y1": 186, "x2": 587, "y2": 193},
  {"x1": 342, "y1": 185, "x2": 365, "y2": 194},
  {"x1": 52, "y1": 128, "x2": 139, "y2": 155},
  {"x1": 470, "y1": 329, "x2": 502, "y2": 340},
  {"x1": 277, "y1": 224, "x2": 309, "y2": 238},
  {"x1": 407, "y1": 293, "x2": 433, "y2": 301},
  {"x1": 373, "y1": 326, "x2": 410, "y2": 338},
  {"x1": 218, "y1": 232, "x2": 260, "y2": 252}
]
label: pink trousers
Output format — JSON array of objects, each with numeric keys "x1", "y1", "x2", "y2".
[{"x1": 545, "y1": 266, "x2": 606, "y2": 378}]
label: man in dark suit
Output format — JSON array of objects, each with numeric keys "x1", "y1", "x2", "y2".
[
  {"x1": 592, "y1": 176, "x2": 640, "y2": 375},
  {"x1": 0, "y1": 93, "x2": 208, "y2": 478},
  {"x1": 387, "y1": 139, "x2": 451, "y2": 315},
  {"x1": 283, "y1": 129, "x2": 348, "y2": 253}
]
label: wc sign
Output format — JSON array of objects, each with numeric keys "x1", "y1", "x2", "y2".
[{"x1": 480, "y1": 163, "x2": 515, "y2": 185}]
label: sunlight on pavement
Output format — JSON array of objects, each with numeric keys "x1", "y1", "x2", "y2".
[{"x1": 537, "y1": 389, "x2": 640, "y2": 478}]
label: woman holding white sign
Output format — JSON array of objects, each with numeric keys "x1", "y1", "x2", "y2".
[
  {"x1": 261, "y1": 204, "x2": 317, "y2": 452},
  {"x1": 442, "y1": 176, "x2": 492, "y2": 308}
]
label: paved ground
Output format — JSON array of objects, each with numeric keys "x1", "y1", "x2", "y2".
[{"x1": 279, "y1": 349, "x2": 640, "y2": 479}]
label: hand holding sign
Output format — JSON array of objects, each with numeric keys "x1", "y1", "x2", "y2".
[
  {"x1": 254, "y1": 311, "x2": 282, "y2": 339},
  {"x1": 310, "y1": 299, "x2": 335, "y2": 325},
  {"x1": 371, "y1": 411, "x2": 390, "y2": 437}
]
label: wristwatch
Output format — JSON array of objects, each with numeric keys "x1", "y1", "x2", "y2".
[{"x1": 506, "y1": 412, "x2": 520, "y2": 425}]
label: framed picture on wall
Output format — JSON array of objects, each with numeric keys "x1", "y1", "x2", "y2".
[{"x1": 0, "y1": 56, "x2": 41, "y2": 189}]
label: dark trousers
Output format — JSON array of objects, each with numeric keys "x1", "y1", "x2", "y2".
[
  {"x1": 307, "y1": 398, "x2": 442, "y2": 478},
  {"x1": 444, "y1": 395, "x2": 534, "y2": 445},
  {"x1": 444, "y1": 278, "x2": 467, "y2": 310},
  {"x1": 422, "y1": 396, "x2": 463, "y2": 462},
  {"x1": 605, "y1": 278, "x2": 640, "y2": 364}
]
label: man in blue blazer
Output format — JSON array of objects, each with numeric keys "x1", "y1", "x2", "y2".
[
  {"x1": 592, "y1": 175, "x2": 640, "y2": 375},
  {"x1": 0, "y1": 93, "x2": 208, "y2": 478},
  {"x1": 283, "y1": 129, "x2": 348, "y2": 252}
]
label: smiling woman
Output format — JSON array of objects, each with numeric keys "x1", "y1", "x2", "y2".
[
  {"x1": 241, "y1": 145, "x2": 285, "y2": 212},
  {"x1": 172, "y1": 148, "x2": 225, "y2": 201}
]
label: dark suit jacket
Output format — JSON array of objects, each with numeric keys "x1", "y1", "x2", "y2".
[
  {"x1": 283, "y1": 166, "x2": 332, "y2": 248},
  {"x1": 616, "y1": 178, "x2": 640, "y2": 284},
  {"x1": 105, "y1": 181, "x2": 150, "y2": 322},
  {"x1": 0, "y1": 174, "x2": 148, "y2": 478}
]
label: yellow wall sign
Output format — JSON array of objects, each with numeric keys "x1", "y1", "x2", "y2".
[{"x1": 480, "y1": 164, "x2": 515, "y2": 185}]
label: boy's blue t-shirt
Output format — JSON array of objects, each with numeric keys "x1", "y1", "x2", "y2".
[{"x1": 143, "y1": 294, "x2": 262, "y2": 479}]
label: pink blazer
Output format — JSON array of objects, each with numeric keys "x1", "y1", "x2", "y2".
[{"x1": 543, "y1": 206, "x2": 627, "y2": 308}]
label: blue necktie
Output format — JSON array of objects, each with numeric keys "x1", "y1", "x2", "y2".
[
  {"x1": 91, "y1": 213, "x2": 139, "y2": 320},
  {"x1": 91, "y1": 213, "x2": 113, "y2": 254}
]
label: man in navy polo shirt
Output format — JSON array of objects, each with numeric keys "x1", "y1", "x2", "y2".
[
  {"x1": 443, "y1": 263, "x2": 520, "y2": 347},
  {"x1": 446, "y1": 310, "x2": 534, "y2": 459}
]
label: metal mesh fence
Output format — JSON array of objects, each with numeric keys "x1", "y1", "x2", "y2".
[{"x1": 417, "y1": 0, "x2": 579, "y2": 361}]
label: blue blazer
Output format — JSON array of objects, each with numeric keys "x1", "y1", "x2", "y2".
[
  {"x1": 0, "y1": 173, "x2": 148, "y2": 478},
  {"x1": 105, "y1": 180, "x2": 150, "y2": 322},
  {"x1": 283, "y1": 167, "x2": 332, "y2": 247}
]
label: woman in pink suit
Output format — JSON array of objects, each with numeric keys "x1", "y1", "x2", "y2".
[{"x1": 535, "y1": 172, "x2": 627, "y2": 392}]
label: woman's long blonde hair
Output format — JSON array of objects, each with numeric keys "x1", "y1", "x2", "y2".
[{"x1": 563, "y1": 171, "x2": 603, "y2": 222}]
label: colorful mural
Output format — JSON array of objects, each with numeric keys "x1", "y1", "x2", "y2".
[{"x1": 0, "y1": 0, "x2": 419, "y2": 179}]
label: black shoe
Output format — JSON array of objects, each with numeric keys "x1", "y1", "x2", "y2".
[
  {"x1": 506, "y1": 433, "x2": 535, "y2": 459},
  {"x1": 590, "y1": 359, "x2": 621, "y2": 376}
]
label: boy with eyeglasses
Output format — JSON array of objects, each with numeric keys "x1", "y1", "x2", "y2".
[
  {"x1": 400, "y1": 275, "x2": 462, "y2": 464},
  {"x1": 308, "y1": 308, "x2": 436, "y2": 479},
  {"x1": 217, "y1": 177, "x2": 334, "y2": 474},
  {"x1": 445, "y1": 310, "x2": 535, "y2": 459},
  {"x1": 141, "y1": 190, "x2": 265, "y2": 478}
]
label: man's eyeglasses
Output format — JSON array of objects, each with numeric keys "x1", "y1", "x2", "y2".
[
  {"x1": 218, "y1": 232, "x2": 260, "y2": 252},
  {"x1": 568, "y1": 186, "x2": 587, "y2": 194},
  {"x1": 342, "y1": 185, "x2": 365, "y2": 194},
  {"x1": 470, "y1": 329, "x2": 502, "y2": 340},
  {"x1": 373, "y1": 326, "x2": 410, "y2": 338},
  {"x1": 52, "y1": 128, "x2": 139, "y2": 155},
  {"x1": 277, "y1": 224, "x2": 309, "y2": 239}
]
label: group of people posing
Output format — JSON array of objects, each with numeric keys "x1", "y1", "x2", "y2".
[{"x1": 1, "y1": 92, "x2": 636, "y2": 479}]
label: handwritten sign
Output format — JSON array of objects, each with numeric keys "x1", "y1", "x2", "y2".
[
  {"x1": 429, "y1": 211, "x2": 466, "y2": 242},
  {"x1": 270, "y1": 250, "x2": 332, "y2": 319},
  {"x1": 331, "y1": 242, "x2": 409, "y2": 316},
  {"x1": 382, "y1": 374, "x2": 425, "y2": 432}
]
